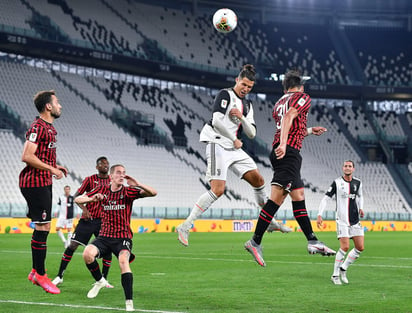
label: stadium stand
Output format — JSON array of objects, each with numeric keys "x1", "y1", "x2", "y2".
[
  {"x1": 0, "y1": 0, "x2": 410, "y2": 219},
  {"x1": 345, "y1": 27, "x2": 412, "y2": 87}
]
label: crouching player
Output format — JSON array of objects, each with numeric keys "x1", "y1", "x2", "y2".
[{"x1": 75, "y1": 164, "x2": 157, "y2": 311}]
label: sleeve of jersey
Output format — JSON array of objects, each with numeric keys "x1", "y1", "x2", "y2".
[
  {"x1": 86, "y1": 185, "x2": 103, "y2": 198},
  {"x1": 241, "y1": 102, "x2": 256, "y2": 138},
  {"x1": 289, "y1": 93, "x2": 311, "y2": 113},
  {"x1": 212, "y1": 90, "x2": 231, "y2": 115},
  {"x1": 356, "y1": 181, "x2": 364, "y2": 211},
  {"x1": 26, "y1": 124, "x2": 43, "y2": 144},
  {"x1": 127, "y1": 187, "x2": 142, "y2": 200},
  {"x1": 317, "y1": 195, "x2": 329, "y2": 217},
  {"x1": 318, "y1": 181, "x2": 336, "y2": 216},
  {"x1": 325, "y1": 181, "x2": 336, "y2": 198},
  {"x1": 77, "y1": 177, "x2": 90, "y2": 195}
]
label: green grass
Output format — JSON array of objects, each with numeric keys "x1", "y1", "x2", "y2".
[{"x1": 0, "y1": 231, "x2": 411, "y2": 313}]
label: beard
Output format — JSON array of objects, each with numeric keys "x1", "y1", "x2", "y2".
[{"x1": 51, "y1": 110, "x2": 61, "y2": 119}]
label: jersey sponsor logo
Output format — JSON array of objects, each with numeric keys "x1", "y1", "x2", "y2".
[
  {"x1": 298, "y1": 98, "x2": 306, "y2": 106},
  {"x1": 340, "y1": 191, "x2": 356, "y2": 199},
  {"x1": 29, "y1": 133, "x2": 37, "y2": 142},
  {"x1": 220, "y1": 99, "x2": 228, "y2": 109},
  {"x1": 103, "y1": 203, "x2": 126, "y2": 211}
]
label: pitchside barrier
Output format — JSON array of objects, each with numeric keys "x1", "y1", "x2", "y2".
[{"x1": 1, "y1": 218, "x2": 411, "y2": 234}]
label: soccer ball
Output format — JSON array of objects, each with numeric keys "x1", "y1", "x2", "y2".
[{"x1": 212, "y1": 8, "x2": 237, "y2": 33}]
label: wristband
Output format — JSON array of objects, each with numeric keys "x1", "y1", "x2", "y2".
[{"x1": 307, "y1": 127, "x2": 313, "y2": 135}]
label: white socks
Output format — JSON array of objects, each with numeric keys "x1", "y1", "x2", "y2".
[
  {"x1": 341, "y1": 248, "x2": 361, "y2": 271},
  {"x1": 253, "y1": 185, "x2": 267, "y2": 210},
  {"x1": 334, "y1": 247, "x2": 361, "y2": 275},
  {"x1": 183, "y1": 191, "x2": 218, "y2": 228},
  {"x1": 333, "y1": 248, "x2": 346, "y2": 276},
  {"x1": 57, "y1": 230, "x2": 66, "y2": 243}
]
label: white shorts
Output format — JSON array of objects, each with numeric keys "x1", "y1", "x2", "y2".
[
  {"x1": 56, "y1": 217, "x2": 74, "y2": 229},
  {"x1": 336, "y1": 222, "x2": 364, "y2": 239},
  {"x1": 205, "y1": 143, "x2": 257, "y2": 181}
]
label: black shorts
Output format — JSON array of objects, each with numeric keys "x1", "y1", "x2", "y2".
[
  {"x1": 20, "y1": 185, "x2": 52, "y2": 223},
  {"x1": 269, "y1": 144, "x2": 303, "y2": 192},
  {"x1": 90, "y1": 237, "x2": 135, "y2": 263},
  {"x1": 71, "y1": 218, "x2": 102, "y2": 246}
]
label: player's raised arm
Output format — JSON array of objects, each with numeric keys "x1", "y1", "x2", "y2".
[{"x1": 125, "y1": 175, "x2": 157, "y2": 198}]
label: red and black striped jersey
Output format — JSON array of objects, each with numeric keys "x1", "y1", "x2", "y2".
[
  {"x1": 77, "y1": 174, "x2": 110, "y2": 219},
  {"x1": 87, "y1": 185, "x2": 142, "y2": 239},
  {"x1": 272, "y1": 92, "x2": 311, "y2": 151},
  {"x1": 19, "y1": 117, "x2": 57, "y2": 188}
]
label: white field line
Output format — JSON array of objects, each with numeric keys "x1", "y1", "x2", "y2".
[
  {"x1": 0, "y1": 300, "x2": 187, "y2": 313},
  {"x1": 2, "y1": 249, "x2": 411, "y2": 269}
]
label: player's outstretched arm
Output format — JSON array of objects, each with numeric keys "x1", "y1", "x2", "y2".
[{"x1": 306, "y1": 126, "x2": 327, "y2": 136}]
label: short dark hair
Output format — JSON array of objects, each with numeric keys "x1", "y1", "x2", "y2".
[
  {"x1": 238, "y1": 64, "x2": 256, "y2": 81},
  {"x1": 96, "y1": 156, "x2": 108, "y2": 164},
  {"x1": 33, "y1": 90, "x2": 55, "y2": 113},
  {"x1": 344, "y1": 160, "x2": 355, "y2": 167},
  {"x1": 282, "y1": 69, "x2": 303, "y2": 91}
]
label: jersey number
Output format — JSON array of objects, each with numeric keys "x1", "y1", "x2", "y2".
[{"x1": 275, "y1": 101, "x2": 289, "y2": 130}]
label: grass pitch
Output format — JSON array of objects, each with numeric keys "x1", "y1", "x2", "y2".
[{"x1": 0, "y1": 231, "x2": 411, "y2": 313}]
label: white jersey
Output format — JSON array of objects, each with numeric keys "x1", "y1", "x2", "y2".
[
  {"x1": 318, "y1": 176, "x2": 363, "y2": 226},
  {"x1": 56, "y1": 194, "x2": 75, "y2": 220},
  {"x1": 200, "y1": 88, "x2": 256, "y2": 149}
]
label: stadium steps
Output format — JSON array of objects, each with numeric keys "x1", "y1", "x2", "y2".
[
  {"x1": 100, "y1": 0, "x2": 172, "y2": 62},
  {"x1": 388, "y1": 164, "x2": 412, "y2": 211},
  {"x1": 20, "y1": 0, "x2": 71, "y2": 43},
  {"x1": 328, "y1": 106, "x2": 367, "y2": 162},
  {"x1": 397, "y1": 113, "x2": 412, "y2": 157},
  {"x1": 328, "y1": 26, "x2": 365, "y2": 84}
]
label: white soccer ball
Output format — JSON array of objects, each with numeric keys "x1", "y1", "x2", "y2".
[{"x1": 212, "y1": 8, "x2": 237, "y2": 33}]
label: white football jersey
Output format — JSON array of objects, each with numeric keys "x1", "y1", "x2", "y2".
[
  {"x1": 56, "y1": 195, "x2": 75, "y2": 219},
  {"x1": 200, "y1": 88, "x2": 255, "y2": 149},
  {"x1": 322, "y1": 176, "x2": 363, "y2": 226}
]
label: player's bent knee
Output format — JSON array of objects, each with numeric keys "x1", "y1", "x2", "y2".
[
  {"x1": 118, "y1": 251, "x2": 131, "y2": 271},
  {"x1": 210, "y1": 187, "x2": 224, "y2": 197},
  {"x1": 83, "y1": 245, "x2": 97, "y2": 263},
  {"x1": 36, "y1": 222, "x2": 51, "y2": 232},
  {"x1": 69, "y1": 241, "x2": 80, "y2": 250},
  {"x1": 340, "y1": 244, "x2": 350, "y2": 252}
]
